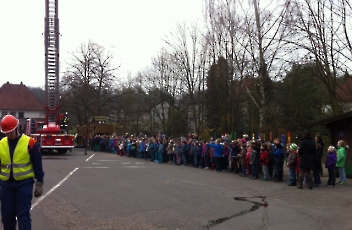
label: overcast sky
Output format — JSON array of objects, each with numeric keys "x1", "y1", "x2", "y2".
[{"x1": 0, "y1": 1, "x2": 204, "y2": 88}]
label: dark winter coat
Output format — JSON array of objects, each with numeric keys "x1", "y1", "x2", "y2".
[
  {"x1": 325, "y1": 152, "x2": 337, "y2": 170},
  {"x1": 231, "y1": 145, "x2": 241, "y2": 159},
  {"x1": 286, "y1": 151, "x2": 297, "y2": 169},
  {"x1": 316, "y1": 140, "x2": 324, "y2": 156},
  {"x1": 313, "y1": 149, "x2": 322, "y2": 170},
  {"x1": 173, "y1": 143, "x2": 182, "y2": 155},
  {"x1": 273, "y1": 147, "x2": 285, "y2": 164},
  {"x1": 268, "y1": 148, "x2": 274, "y2": 165},
  {"x1": 182, "y1": 143, "x2": 191, "y2": 155},
  {"x1": 298, "y1": 137, "x2": 316, "y2": 170},
  {"x1": 190, "y1": 144, "x2": 200, "y2": 156},
  {"x1": 250, "y1": 149, "x2": 258, "y2": 165}
]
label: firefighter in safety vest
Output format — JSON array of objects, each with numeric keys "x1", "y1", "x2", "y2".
[{"x1": 0, "y1": 115, "x2": 45, "y2": 230}]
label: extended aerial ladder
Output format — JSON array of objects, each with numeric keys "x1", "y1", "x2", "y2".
[
  {"x1": 27, "y1": 0, "x2": 74, "y2": 153},
  {"x1": 45, "y1": 0, "x2": 61, "y2": 128}
]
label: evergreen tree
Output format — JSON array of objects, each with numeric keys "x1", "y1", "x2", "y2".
[{"x1": 205, "y1": 56, "x2": 232, "y2": 133}]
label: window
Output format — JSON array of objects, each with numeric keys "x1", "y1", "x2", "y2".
[
  {"x1": 10, "y1": 111, "x2": 16, "y2": 117},
  {"x1": 1, "y1": 111, "x2": 7, "y2": 117},
  {"x1": 19, "y1": 112, "x2": 24, "y2": 118}
]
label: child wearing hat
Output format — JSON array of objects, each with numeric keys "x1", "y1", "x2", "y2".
[
  {"x1": 325, "y1": 146, "x2": 337, "y2": 187},
  {"x1": 286, "y1": 143, "x2": 298, "y2": 186}
]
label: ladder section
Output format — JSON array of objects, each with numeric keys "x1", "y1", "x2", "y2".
[
  {"x1": 45, "y1": 0, "x2": 60, "y2": 123},
  {"x1": 45, "y1": 0, "x2": 59, "y2": 110}
]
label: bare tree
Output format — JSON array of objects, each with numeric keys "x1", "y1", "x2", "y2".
[
  {"x1": 163, "y1": 22, "x2": 208, "y2": 135},
  {"x1": 60, "y1": 41, "x2": 120, "y2": 125},
  {"x1": 342, "y1": 0, "x2": 352, "y2": 57},
  {"x1": 136, "y1": 48, "x2": 182, "y2": 134},
  {"x1": 287, "y1": 0, "x2": 352, "y2": 115},
  {"x1": 205, "y1": 0, "x2": 250, "y2": 134},
  {"x1": 205, "y1": 0, "x2": 290, "y2": 133}
]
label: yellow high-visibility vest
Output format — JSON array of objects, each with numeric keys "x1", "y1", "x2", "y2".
[{"x1": 0, "y1": 135, "x2": 35, "y2": 181}]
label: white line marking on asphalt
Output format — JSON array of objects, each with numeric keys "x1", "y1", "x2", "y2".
[
  {"x1": 136, "y1": 162, "x2": 144, "y2": 164},
  {"x1": 92, "y1": 163, "x2": 102, "y2": 164},
  {"x1": 123, "y1": 166, "x2": 146, "y2": 168},
  {"x1": 121, "y1": 162, "x2": 131, "y2": 164},
  {"x1": 97, "y1": 160, "x2": 120, "y2": 161},
  {"x1": 86, "y1": 154, "x2": 95, "y2": 161},
  {"x1": 31, "y1": 168, "x2": 79, "y2": 210},
  {"x1": 81, "y1": 167, "x2": 109, "y2": 168}
]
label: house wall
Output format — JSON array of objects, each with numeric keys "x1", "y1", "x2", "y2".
[
  {"x1": 0, "y1": 110, "x2": 45, "y2": 134},
  {"x1": 327, "y1": 118, "x2": 352, "y2": 177},
  {"x1": 1, "y1": 110, "x2": 45, "y2": 119},
  {"x1": 24, "y1": 111, "x2": 45, "y2": 119}
]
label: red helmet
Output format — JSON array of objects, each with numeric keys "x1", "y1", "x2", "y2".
[{"x1": 1, "y1": 115, "x2": 19, "y2": 133}]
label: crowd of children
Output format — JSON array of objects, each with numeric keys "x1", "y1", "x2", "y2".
[{"x1": 88, "y1": 131, "x2": 347, "y2": 188}]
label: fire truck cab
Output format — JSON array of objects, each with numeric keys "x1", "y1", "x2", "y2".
[{"x1": 26, "y1": 116, "x2": 74, "y2": 154}]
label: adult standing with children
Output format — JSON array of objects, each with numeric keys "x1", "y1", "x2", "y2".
[
  {"x1": 297, "y1": 130, "x2": 315, "y2": 190},
  {"x1": 315, "y1": 133, "x2": 324, "y2": 176}
]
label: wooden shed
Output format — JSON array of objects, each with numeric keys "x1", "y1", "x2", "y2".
[
  {"x1": 311, "y1": 111, "x2": 352, "y2": 177},
  {"x1": 89, "y1": 116, "x2": 113, "y2": 135},
  {"x1": 90, "y1": 116, "x2": 108, "y2": 125}
]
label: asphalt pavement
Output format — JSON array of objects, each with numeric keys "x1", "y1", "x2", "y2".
[{"x1": 29, "y1": 149, "x2": 352, "y2": 230}]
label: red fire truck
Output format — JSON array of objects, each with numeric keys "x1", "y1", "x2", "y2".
[{"x1": 26, "y1": 0, "x2": 74, "y2": 154}]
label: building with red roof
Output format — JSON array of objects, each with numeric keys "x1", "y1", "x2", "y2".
[{"x1": 0, "y1": 82, "x2": 45, "y2": 132}]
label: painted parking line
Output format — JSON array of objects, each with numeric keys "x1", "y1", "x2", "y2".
[
  {"x1": 81, "y1": 167, "x2": 109, "y2": 168},
  {"x1": 96, "y1": 160, "x2": 121, "y2": 161},
  {"x1": 123, "y1": 166, "x2": 146, "y2": 168},
  {"x1": 121, "y1": 162, "x2": 131, "y2": 164},
  {"x1": 86, "y1": 154, "x2": 95, "y2": 161},
  {"x1": 31, "y1": 168, "x2": 79, "y2": 210}
]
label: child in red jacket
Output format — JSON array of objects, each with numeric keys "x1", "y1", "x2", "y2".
[{"x1": 260, "y1": 143, "x2": 270, "y2": 181}]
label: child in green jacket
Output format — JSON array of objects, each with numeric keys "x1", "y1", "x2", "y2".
[{"x1": 336, "y1": 140, "x2": 347, "y2": 185}]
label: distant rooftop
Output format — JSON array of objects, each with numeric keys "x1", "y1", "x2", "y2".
[{"x1": 0, "y1": 82, "x2": 44, "y2": 111}]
